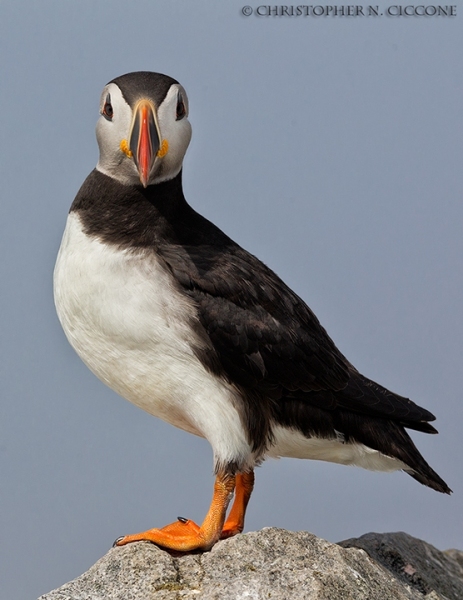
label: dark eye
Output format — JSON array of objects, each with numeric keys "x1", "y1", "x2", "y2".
[
  {"x1": 103, "y1": 94, "x2": 113, "y2": 120},
  {"x1": 176, "y1": 92, "x2": 186, "y2": 120}
]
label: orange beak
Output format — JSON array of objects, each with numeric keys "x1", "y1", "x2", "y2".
[{"x1": 129, "y1": 100, "x2": 160, "y2": 187}]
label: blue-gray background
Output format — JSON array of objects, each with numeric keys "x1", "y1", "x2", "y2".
[{"x1": 0, "y1": 2, "x2": 461, "y2": 598}]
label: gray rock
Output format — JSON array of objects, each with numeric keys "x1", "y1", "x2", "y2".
[
  {"x1": 39, "y1": 528, "x2": 463, "y2": 600},
  {"x1": 339, "y1": 532, "x2": 463, "y2": 600}
]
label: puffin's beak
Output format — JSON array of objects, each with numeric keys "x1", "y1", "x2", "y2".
[{"x1": 129, "y1": 100, "x2": 160, "y2": 187}]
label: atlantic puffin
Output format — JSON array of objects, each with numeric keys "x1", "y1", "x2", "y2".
[{"x1": 54, "y1": 71, "x2": 450, "y2": 552}]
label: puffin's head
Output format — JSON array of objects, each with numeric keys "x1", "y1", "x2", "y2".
[{"x1": 95, "y1": 71, "x2": 192, "y2": 187}]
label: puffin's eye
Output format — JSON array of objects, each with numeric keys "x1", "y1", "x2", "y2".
[
  {"x1": 103, "y1": 94, "x2": 113, "y2": 120},
  {"x1": 176, "y1": 93, "x2": 186, "y2": 120}
]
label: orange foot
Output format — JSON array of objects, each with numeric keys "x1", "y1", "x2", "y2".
[
  {"x1": 220, "y1": 471, "x2": 255, "y2": 539},
  {"x1": 115, "y1": 471, "x2": 240, "y2": 552},
  {"x1": 114, "y1": 518, "x2": 207, "y2": 552}
]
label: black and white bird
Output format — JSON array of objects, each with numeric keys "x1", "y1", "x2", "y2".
[{"x1": 54, "y1": 71, "x2": 450, "y2": 552}]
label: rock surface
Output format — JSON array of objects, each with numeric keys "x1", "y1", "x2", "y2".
[
  {"x1": 339, "y1": 532, "x2": 463, "y2": 600},
  {"x1": 39, "y1": 528, "x2": 463, "y2": 600}
]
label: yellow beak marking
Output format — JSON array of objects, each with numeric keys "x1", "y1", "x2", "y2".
[
  {"x1": 157, "y1": 139, "x2": 169, "y2": 158},
  {"x1": 120, "y1": 139, "x2": 133, "y2": 158}
]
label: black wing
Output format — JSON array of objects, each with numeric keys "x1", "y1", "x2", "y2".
[
  {"x1": 157, "y1": 200, "x2": 435, "y2": 430},
  {"x1": 160, "y1": 239, "x2": 350, "y2": 398}
]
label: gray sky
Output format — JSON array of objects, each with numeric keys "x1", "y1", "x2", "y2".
[{"x1": 0, "y1": 2, "x2": 461, "y2": 598}]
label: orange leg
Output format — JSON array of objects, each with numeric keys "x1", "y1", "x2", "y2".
[
  {"x1": 115, "y1": 471, "x2": 235, "y2": 552},
  {"x1": 221, "y1": 470, "x2": 255, "y2": 539}
]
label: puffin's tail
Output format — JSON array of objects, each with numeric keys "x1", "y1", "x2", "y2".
[
  {"x1": 332, "y1": 409, "x2": 452, "y2": 494},
  {"x1": 278, "y1": 371, "x2": 451, "y2": 494},
  {"x1": 328, "y1": 372, "x2": 451, "y2": 494}
]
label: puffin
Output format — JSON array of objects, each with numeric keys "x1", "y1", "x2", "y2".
[{"x1": 54, "y1": 71, "x2": 450, "y2": 553}]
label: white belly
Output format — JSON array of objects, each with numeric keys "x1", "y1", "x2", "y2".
[
  {"x1": 53, "y1": 213, "x2": 252, "y2": 469},
  {"x1": 267, "y1": 425, "x2": 407, "y2": 472}
]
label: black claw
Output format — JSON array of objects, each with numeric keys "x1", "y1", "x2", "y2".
[
  {"x1": 177, "y1": 516, "x2": 188, "y2": 523},
  {"x1": 113, "y1": 536, "x2": 125, "y2": 547}
]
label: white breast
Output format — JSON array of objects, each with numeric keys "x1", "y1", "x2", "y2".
[{"x1": 53, "y1": 212, "x2": 252, "y2": 470}]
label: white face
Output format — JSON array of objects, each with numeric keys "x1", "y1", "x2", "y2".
[{"x1": 95, "y1": 81, "x2": 192, "y2": 186}]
